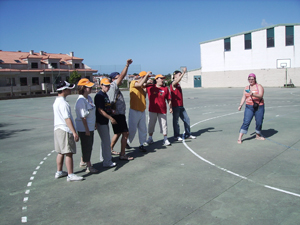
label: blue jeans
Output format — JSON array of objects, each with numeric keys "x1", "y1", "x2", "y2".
[
  {"x1": 240, "y1": 104, "x2": 265, "y2": 135},
  {"x1": 173, "y1": 106, "x2": 191, "y2": 138}
]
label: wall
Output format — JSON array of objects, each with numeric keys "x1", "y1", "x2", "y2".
[
  {"x1": 199, "y1": 24, "x2": 299, "y2": 87},
  {"x1": 202, "y1": 68, "x2": 300, "y2": 87},
  {"x1": 180, "y1": 69, "x2": 201, "y2": 88}
]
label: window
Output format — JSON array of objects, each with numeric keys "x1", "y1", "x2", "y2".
[
  {"x1": 43, "y1": 77, "x2": 50, "y2": 83},
  {"x1": 15, "y1": 60, "x2": 21, "y2": 63},
  {"x1": 75, "y1": 63, "x2": 80, "y2": 69},
  {"x1": 32, "y1": 77, "x2": 39, "y2": 85},
  {"x1": 286, "y1": 26, "x2": 294, "y2": 46},
  {"x1": 244, "y1": 33, "x2": 252, "y2": 49},
  {"x1": 55, "y1": 77, "x2": 62, "y2": 84},
  {"x1": 267, "y1": 28, "x2": 274, "y2": 48},
  {"x1": 6, "y1": 78, "x2": 16, "y2": 86},
  {"x1": 0, "y1": 78, "x2": 6, "y2": 87},
  {"x1": 31, "y1": 62, "x2": 38, "y2": 68},
  {"x1": 20, "y1": 77, "x2": 28, "y2": 86},
  {"x1": 51, "y1": 63, "x2": 58, "y2": 69},
  {"x1": 224, "y1": 38, "x2": 231, "y2": 51}
]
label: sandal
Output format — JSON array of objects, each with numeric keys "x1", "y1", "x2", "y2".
[
  {"x1": 237, "y1": 140, "x2": 242, "y2": 144},
  {"x1": 255, "y1": 136, "x2": 265, "y2": 140},
  {"x1": 119, "y1": 154, "x2": 134, "y2": 161},
  {"x1": 86, "y1": 166, "x2": 98, "y2": 173},
  {"x1": 79, "y1": 162, "x2": 87, "y2": 167},
  {"x1": 111, "y1": 150, "x2": 120, "y2": 155}
]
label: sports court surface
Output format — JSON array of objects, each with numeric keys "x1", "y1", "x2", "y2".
[{"x1": 0, "y1": 87, "x2": 299, "y2": 224}]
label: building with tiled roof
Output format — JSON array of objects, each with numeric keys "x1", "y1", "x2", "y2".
[{"x1": 0, "y1": 50, "x2": 97, "y2": 97}]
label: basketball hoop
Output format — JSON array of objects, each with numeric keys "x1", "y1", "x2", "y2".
[{"x1": 277, "y1": 59, "x2": 291, "y2": 87}]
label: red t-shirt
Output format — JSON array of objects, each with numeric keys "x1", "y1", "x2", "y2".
[
  {"x1": 170, "y1": 83, "x2": 183, "y2": 107},
  {"x1": 146, "y1": 84, "x2": 171, "y2": 114}
]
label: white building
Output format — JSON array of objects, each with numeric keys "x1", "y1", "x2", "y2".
[{"x1": 181, "y1": 23, "x2": 299, "y2": 88}]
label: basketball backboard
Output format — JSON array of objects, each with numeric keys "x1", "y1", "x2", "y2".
[{"x1": 277, "y1": 59, "x2": 291, "y2": 69}]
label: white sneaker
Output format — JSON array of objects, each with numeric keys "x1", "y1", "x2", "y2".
[
  {"x1": 187, "y1": 135, "x2": 196, "y2": 139},
  {"x1": 174, "y1": 137, "x2": 183, "y2": 141},
  {"x1": 163, "y1": 139, "x2": 171, "y2": 146},
  {"x1": 143, "y1": 142, "x2": 149, "y2": 146},
  {"x1": 55, "y1": 171, "x2": 68, "y2": 179},
  {"x1": 67, "y1": 174, "x2": 83, "y2": 182},
  {"x1": 103, "y1": 162, "x2": 117, "y2": 168},
  {"x1": 146, "y1": 137, "x2": 154, "y2": 145}
]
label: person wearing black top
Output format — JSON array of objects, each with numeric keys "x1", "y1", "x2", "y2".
[{"x1": 94, "y1": 78, "x2": 117, "y2": 168}]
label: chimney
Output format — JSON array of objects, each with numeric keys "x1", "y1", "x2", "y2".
[
  {"x1": 30, "y1": 50, "x2": 34, "y2": 55},
  {"x1": 70, "y1": 52, "x2": 74, "y2": 57},
  {"x1": 40, "y1": 51, "x2": 44, "y2": 55}
]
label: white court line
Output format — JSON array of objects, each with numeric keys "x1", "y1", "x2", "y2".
[
  {"x1": 21, "y1": 151, "x2": 55, "y2": 223},
  {"x1": 290, "y1": 92, "x2": 300, "y2": 97},
  {"x1": 183, "y1": 107, "x2": 300, "y2": 198}
]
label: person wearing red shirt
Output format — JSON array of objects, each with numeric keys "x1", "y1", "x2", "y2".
[
  {"x1": 171, "y1": 69, "x2": 196, "y2": 141},
  {"x1": 146, "y1": 74, "x2": 172, "y2": 146}
]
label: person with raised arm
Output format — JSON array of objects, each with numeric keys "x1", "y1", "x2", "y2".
[
  {"x1": 107, "y1": 59, "x2": 134, "y2": 160},
  {"x1": 128, "y1": 71, "x2": 152, "y2": 152},
  {"x1": 146, "y1": 74, "x2": 172, "y2": 146},
  {"x1": 170, "y1": 68, "x2": 196, "y2": 141}
]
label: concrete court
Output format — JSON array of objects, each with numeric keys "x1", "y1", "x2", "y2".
[{"x1": 0, "y1": 87, "x2": 299, "y2": 225}]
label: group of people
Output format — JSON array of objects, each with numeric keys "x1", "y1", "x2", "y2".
[
  {"x1": 53, "y1": 59, "x2": 196, "y2": 181},
  {"x1": 53, "y1": 58, "x2": 265, "y2": 182}
]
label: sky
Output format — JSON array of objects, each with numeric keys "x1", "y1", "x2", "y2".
[{"x1": 0, "y1": 0, "x2": 299, "y2": 75}]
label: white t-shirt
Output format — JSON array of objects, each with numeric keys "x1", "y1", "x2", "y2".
[
  {"x1": 75, "y1": 95, "x2": 96, "y2": 132},
  {"x1": 53, "y1": 96, "x2": 75, "y2": 133}
]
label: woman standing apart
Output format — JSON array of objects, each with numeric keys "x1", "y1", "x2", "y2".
[
  {"x1": 237, "y1": 73, "x2": 265, "y2": 144},
  {"x1": 75, "y1": 78, "x2": 98, "y2": 173}
]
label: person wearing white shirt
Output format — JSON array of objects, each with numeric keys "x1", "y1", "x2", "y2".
[
  {"x1": 75, "y1": 78, "x2": 98, "y2": 174},
  {"x1": 53, "y1": 81, "x2": 83, "y2": 182}
]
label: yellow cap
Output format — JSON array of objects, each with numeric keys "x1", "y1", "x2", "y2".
[
  {"x1": 77, "y1": 78, "x2": 94, "y2": 87},
  {"x1": 155, "y1": 74, "x2": 165, "y2": 79},
  {"x1": 100, "y1": 78, "x2": 111, "y2": 85},
  {"x1": 139, "y1": 71, "x2": 147, "y2": 77}
]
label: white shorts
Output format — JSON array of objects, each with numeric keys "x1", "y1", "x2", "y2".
[
  {"x1": 148, "y1": 112, "x2": 167, "y2": 135},
  {"x1": 54, "y1": 129, "x2": 76, "y2": 154}
]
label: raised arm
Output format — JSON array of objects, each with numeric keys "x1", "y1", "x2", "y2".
[
  {"x1": 135, "y1": 71, "x2": 151, "y2": 88},
  {"x1": 172, "y1": 67, "x2": 187, "y2": 90},
  {"x1": 115, "y1": 59, "x2": 133, "y2": 86}
]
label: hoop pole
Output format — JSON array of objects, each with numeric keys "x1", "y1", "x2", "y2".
[{"x1": 286, "y1": 68, "x2": 287, "y2": 87}]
